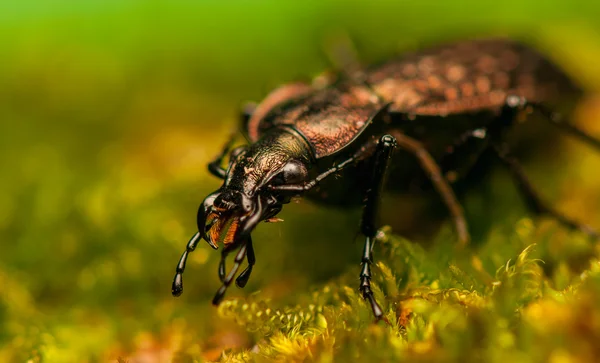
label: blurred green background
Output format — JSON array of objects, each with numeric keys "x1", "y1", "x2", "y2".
[{"x1": 2, "y1": 1, "x2": 600, "y2": 362}]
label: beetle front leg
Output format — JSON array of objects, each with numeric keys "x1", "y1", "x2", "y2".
[
  {"x1": 240, "y1": 102, "x2": 256, "y2": 138},
  {"x1": 389, "y1": 131, "x2": 470, "y2": 245},
  {"x1": 493, "y1": 143, "x2": 598, "y2": 239},
  {"x1": 209, "y1": 103, "x2": 258, "y2": 179},
  {"x1": 359, "y1": 134, "x2": 396, "y2": 322},
  {"x1": 208, "y1": 130, "x2": 240, "y2": 179}
]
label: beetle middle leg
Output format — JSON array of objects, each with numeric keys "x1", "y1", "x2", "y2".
[
  {"x1": 486, "y1": 96, "x2": 599, "y2": 238},
  {"x1": 389, "y1": 130, "x2": 470, "y2": 245},
  {"x1": 359, "y1": 134, "x2": 397, "y2": 321}
]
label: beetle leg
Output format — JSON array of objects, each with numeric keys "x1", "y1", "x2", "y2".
[
  {"x1": 429, "y1": 128, "x2": 490, "y2": 188},
  {"x1": 240, "y1": 102, "x2": 256, "y2": 141},
  {"x1": 389, "y1": 131, "x2": 471, "y2": 245},
  {"x1": 208, "y1": 131, "x2": 238, "y2": 179},
  {"x1": 241, "y1": 102, "x2": 256, "y2": 127},
  {"x1": 359, "y1": 134, "x2": 396, "y2": 322},
  {"x1": 172, "y1": 232, "x2": 202, "y2": 297},
  {"x1": 209, "y1": 103, "x2": 256, "y2": 178},
  {"x1": 235, "y1": 236, "x2": 255, "y2": 288},
  {"x1": 528, "y1": 102, "x2": 600, "y2": 151},
  {"x1": 212, "y1": 243, "x2": 248, "y2": 305},
  {"x1": 492, "y1": 143, "x2": 598, "y2": 239}
]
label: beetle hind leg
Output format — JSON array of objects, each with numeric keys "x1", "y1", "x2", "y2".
[
  {"x1": 493, "y1": 143, "x2": 598, "y2": 239},
  {"x1": 531, "y1": 102, "x2": 600, "y2": 151}
]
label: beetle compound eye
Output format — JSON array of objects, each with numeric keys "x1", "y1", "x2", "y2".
[{"x1": 274, "y1": 160, "x2": 308, "y2": 185}]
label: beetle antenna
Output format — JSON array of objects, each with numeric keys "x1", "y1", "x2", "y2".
[
  {"x1": 321, "y1": 29, "x2": 364, "y2": 80},
  {"x1": 320, "y1": 29, "x2": 384, "y2": 102},
  {"x1": 172, "y1": 232, "x2": 202, "y2": 297}
]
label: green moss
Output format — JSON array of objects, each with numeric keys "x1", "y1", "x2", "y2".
[{"x1": 212, "y1": 230, "x2": 600, "y2": 362}]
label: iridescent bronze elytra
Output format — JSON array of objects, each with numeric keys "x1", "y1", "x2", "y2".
[{"x1": 172, "y1": 38, "x2": 600, "y2": 320}]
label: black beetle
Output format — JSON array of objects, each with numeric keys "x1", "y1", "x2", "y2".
[{"x1": 172, "y1": 38, "x2": 600, "y2": 320}]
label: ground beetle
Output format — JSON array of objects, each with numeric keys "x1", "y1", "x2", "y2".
[{"x1": 172, "y1": 38, "x2": 600, "y2": 320}]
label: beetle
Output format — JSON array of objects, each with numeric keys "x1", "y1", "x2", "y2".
[{"x1": 171, "y1": 38, "x2": 600, "y2": 320}]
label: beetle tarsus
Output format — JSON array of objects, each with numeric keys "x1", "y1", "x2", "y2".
[{"x1": 360, "y1": 237, "x2": 385, "y2": 320}]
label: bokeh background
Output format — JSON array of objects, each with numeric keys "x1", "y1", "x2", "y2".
[{"x1": 2, "y1": 1, "x2": 600, "y2": 362}]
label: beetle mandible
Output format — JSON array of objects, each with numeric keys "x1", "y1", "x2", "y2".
[{"x1": 171, "y1": 38, "x2": 600, "y2": 320}]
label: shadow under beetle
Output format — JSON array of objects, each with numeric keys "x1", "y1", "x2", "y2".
[{"x1": 172, "y1": 38, "x2": 600, "y2": 321}]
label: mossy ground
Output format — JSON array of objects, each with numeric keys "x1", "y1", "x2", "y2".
[{"x1": 2, "y1": 1, "x2": 600, "y2": 362}]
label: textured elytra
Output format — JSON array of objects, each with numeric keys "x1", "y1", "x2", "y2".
[
  {"x1": 246, "y1": 38, "x2": 578, "y2": 157},
  {"x1": 366, "y1": 39, "x2": 577, "y2": 115}
]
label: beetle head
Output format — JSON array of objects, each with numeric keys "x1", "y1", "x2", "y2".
[{"x1": 199, "y1": 129, "x2": 312, "y2": 249}]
